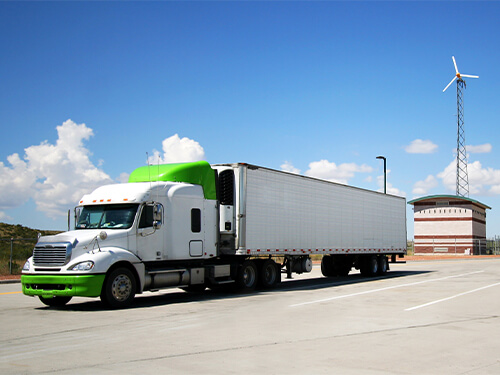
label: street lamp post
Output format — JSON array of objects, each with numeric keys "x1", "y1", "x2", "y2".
[{"x1": 376, "y1": 156, "x2": 386, "y2": 194}]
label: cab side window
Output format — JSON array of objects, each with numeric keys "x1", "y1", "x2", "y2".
[
  {"x1": 139, "y1": 205, "x2": 155, "y2": 228},
  {"x1": 191, "y1": 208, "x2": 201, "y2": 233}
]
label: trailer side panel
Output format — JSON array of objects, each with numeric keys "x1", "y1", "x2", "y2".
[{"x1": 235, "y1": 165, "x2": 406, "y2": 256}]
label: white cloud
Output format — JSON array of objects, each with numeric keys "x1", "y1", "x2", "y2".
[
  {"x1": 437, "y1": 159, "x2": 500, "y2": 195},
  {"x1": 376, "y1": 171, "x2": 406, "y2": 197},
  {"x1": 117, "y1": 172, "x2": 130, "y2": 183},
  {"x1": 305, "y1": 159, "x2": 373, "y2": 184},
  {"x1": 467, "y1": 143, "x2": 492, "y2": 154},
  {"x1": 0, "y1": 153, "x2": 36, "y2": 210},
  {"x1": 0, "y1": 211, "x2": 13, "y2": 221},
  {"x1": 437, "y1": 161, "x2": 456, "y2": 193},
  {"x1": 148, "y1": 134, "x2": 205, "y2": 164},
  {"x1": 0, "y1": 119, "x2": 112, "y2": 218},
  {"x1": 412, "y1": 175, "x2": 438, "y2": 196},
  {"x1": 280, "y1": 161, "x2": 300, "y2": 174},
  {"x1": 404, "y1": 139, "x2": 438, "y2": 154}
]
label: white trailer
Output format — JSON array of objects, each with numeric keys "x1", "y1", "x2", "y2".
[
  {"x1": 21, "y1": 161, "x2": 406, "y2": 308},
  {"x1": 215, "y1": 163, "x2": 406, "y2": 278}
]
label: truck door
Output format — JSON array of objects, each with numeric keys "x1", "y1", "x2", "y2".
[{"x1": 136, "y1": 203, "x2": 164, "y2": 261}]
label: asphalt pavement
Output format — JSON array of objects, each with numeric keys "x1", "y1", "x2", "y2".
[{"x1": 2, "y1": 259, "x2": 500, "y2": 374}]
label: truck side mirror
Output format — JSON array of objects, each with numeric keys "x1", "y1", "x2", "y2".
[
  {"x1": 153, "y1": 204, "x2": 163, "y2": 229},
  {"x1": 74, "y1": 207, "x2": 81, "y2": 229}
]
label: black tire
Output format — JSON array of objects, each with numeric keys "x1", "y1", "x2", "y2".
[
  {"x1": 367, "y1": 255, "x2": 379, "y2": 276},
  {"x1": 237, "y1": 260, "x2": 258, "y2": 291},
  {"x1": 259, "y1": 259, "x2": 280, "y2": 288},
  {"x1": 39, "y1": 296, "x2": 72, "y2": 307},
  {"x1": 100, "y1": 267, "x2": 137, "y2": 308},
  {"x1": 321, "y1": 255, "x2": 336, "y2": 277},
  {"x1": 360, "y1": 255, "x2": 379, "y2": 277},
  {"x1": 378, "y1": 255, "x2": 388, "y2": 275}
]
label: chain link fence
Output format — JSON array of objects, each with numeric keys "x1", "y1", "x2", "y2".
[
  {"x1": 3, "y1": 236, "x2": 500, "y2": 275},
  {"x1": 410, "y1": 237, "x2": 500, "y2": 256},
  {"x1": 0, "y1": 238, "x2": 37, "y2": 275}
]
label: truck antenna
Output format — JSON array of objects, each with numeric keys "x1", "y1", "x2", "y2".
[
  {"x1": 156, "y1": 158, "x2": 160, "y2": 201},
  {"x1": 146, "y1": 152, "x2": 152, "y2": 189}
]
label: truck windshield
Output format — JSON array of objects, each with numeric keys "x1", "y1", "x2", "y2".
[{"x1": 76, "y1": 204, "x2": 139, "y2": 229}]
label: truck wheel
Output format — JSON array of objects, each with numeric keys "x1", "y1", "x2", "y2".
[
  {"x1": 39, "y1": 296, "x2": 72, "y2": 307},
  {"x1": 101, "y1": 267, "x2": 137, "y2": 308},
  {"x1": 367, "y1": 255, "x2": 379, "y2": 276},
  {"x1": 259, "y1": 259, "x2": 280, "y2": 288},
  {"x1": 360, "y1": 255, "x2": 378, "y2": 277},
  {"x1": 378, "y1": 256, "x2": 388, "y2": 275},
  {"x1": 321, "y1": 256, "x2": 336, "y2": 277},
  {"x1": 237, "y1": 260, "x2": 258, "y2": 291}
]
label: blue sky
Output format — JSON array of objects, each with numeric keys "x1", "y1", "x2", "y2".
[{"x1": 1, "y1": 1, "x2": 499, "y2": 238}]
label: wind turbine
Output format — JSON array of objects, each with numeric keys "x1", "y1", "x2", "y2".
[{"x1": 443, "y1": 56, "x2": 479, "y2": 198}]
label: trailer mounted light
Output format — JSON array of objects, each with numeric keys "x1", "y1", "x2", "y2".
[{"x1": 69, "y1": 261, "x2": 95, "y2": 271}]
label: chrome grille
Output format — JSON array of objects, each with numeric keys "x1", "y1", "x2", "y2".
[{"x1": 33, "y1": 243, "x2": 72, "y2": 266}]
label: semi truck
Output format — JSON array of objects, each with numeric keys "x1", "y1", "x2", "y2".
[{"x1": 21, "y1": 161, "x2": 406, "y2": 308}]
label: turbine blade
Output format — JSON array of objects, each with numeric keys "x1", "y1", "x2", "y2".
[
  {"x1": 452, "y1": 56, "x2": 459, "y2": 74},
  {"x1": 443, "y1": 76, "x2": 457, "y2": 92},
  {"x1": 461, "y1": 74, "x2": 479, "y2": 79}
]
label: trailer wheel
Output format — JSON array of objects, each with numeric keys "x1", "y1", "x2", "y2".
[
  {"x1": 321, "y1": 256, "x2": 336, "y2": 277},
  {"x1": 367, "y1": 255, "x2": 379, "y2": 276},
  {"x1": 237, "y1": 260, "x2": 258, "y2": 290},
  {"x1": 378, "y1": 256, "x2": 388, "y2": 275},
  {"x1": 259, "y1": 259, "x2": 280, "y2": 288},
  {"x1": 360, "y1": 255, "x2": 378, "y2": 277},
  {"x1": 39, "y1": 296, "x2": 72, "y2": 307},
  {"x1": 101, "y1": 267, "x2": 137, "y2": 308}
]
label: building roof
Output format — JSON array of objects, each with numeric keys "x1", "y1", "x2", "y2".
[{"x1": 408, "y1": 195, "x2": 491, "y2": 210}]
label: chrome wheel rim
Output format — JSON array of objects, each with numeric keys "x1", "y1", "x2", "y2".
[
  {"x1": 243, "y1": 266, "x2": 256, "y2": 287},
  {"x1": 111, "y1": 274, "x2": 132, "y2": 301}
]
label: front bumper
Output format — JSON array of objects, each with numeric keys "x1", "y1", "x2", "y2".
[{"x1": 21, "y1": 274, "x2": 106, "y2": 298}]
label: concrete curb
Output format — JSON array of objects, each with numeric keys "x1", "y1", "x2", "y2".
[{"x1": 0, "y1": 279, "x2": 21, "y2": 284}]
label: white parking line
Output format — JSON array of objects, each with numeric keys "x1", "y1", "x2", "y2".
[
  {"x1": 405, "y1": 281, "x2": 500, "y2": 311},
  {"x1": 289, "y1": 271, "x2": 484, "y2": 307}
]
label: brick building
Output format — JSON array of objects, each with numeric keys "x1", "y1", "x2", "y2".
[{"x1": 408, "y1": 195, "x2": 490, "y2": 255}]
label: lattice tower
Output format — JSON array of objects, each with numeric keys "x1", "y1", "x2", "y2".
[{"x1": 455, "y1": 79, "x2": 469, "y2": 197}]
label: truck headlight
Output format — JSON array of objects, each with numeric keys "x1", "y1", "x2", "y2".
[
  {"x1": 69, "y1": 261, "x2": 95, "y2": 271},
  {"x1": 22, "y1": 260, "x2": 30, "y2": 271}
]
